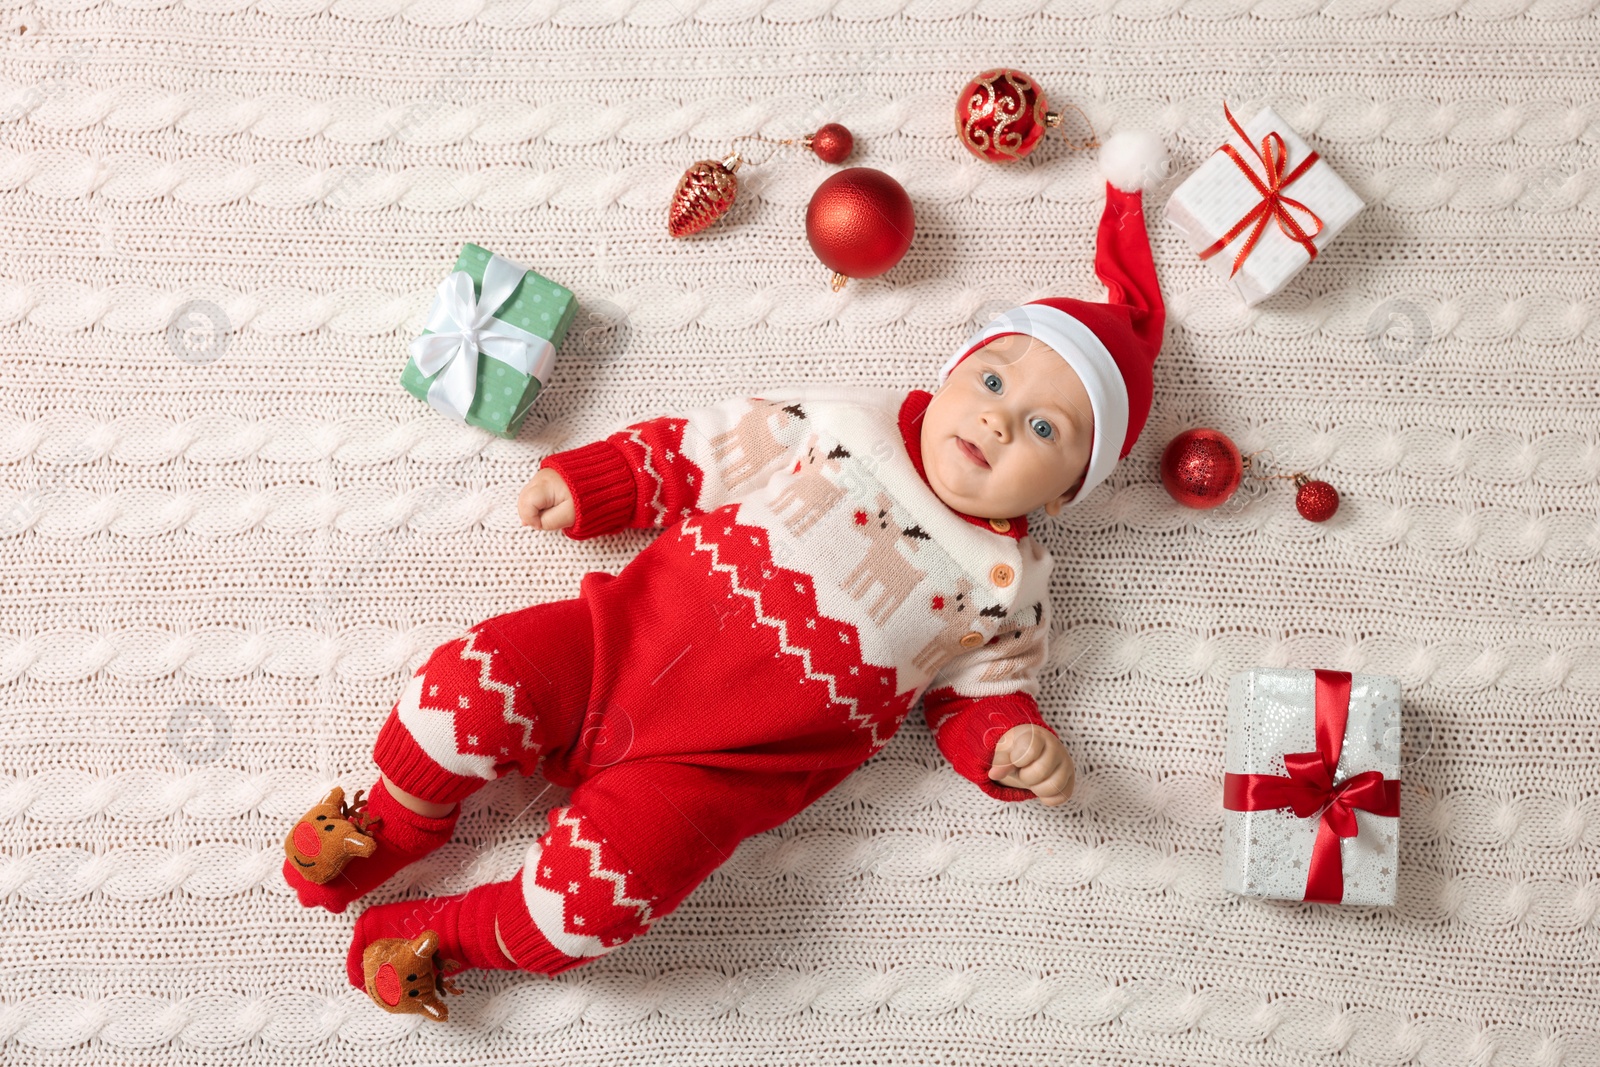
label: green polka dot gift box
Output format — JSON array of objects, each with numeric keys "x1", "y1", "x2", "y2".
[{"x1": 401, "y1": 244, "x2": 578, "y2": 438}]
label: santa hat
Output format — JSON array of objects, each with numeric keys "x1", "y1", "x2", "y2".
[{"x1": 938, "y1": 129, "x2": 1169, "y2": 505}]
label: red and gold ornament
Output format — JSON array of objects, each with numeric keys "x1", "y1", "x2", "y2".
[
  {"x1": 668, "y1": 124, "x2": 855, "y2": 239},
  {"x1": 1160, "y1": 428, "x2": 1340, "y2": 522},
  {"x1": 955, "y1": 68, "x2": 1099, "y2": 164},
  {"x1": 805, "y1": 167, "x2": 915, "y2": 291}
]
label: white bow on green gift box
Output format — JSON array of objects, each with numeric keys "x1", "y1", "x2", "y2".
[{"x1": 403, "y1": 247, "x2": 574, "y2": 437}]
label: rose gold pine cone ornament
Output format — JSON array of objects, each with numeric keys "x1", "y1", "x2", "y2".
[{"x1": 668, "y1": 154, "x2": 744, "y2": 238}]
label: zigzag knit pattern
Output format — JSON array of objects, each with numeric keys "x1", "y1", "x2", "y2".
[{"x1": 498, "y1": 804, "x2": 658, "y2": 967}]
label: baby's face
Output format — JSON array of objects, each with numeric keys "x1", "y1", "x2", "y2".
[{"x1": 919, "y1": 333, "x2": 1094, "y2": 519}]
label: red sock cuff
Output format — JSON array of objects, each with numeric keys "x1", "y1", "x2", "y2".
[
  {"x1": 453, "y1": 881, "x2": 519, "y2": 972},
  {"x1": 494, "y1": 868, "x2": 590, "y2": 977},
  {"x1": 372, "y1": 708, "x2": 489, "y2": 806},
  {"x1": 364, "y1": 775, "x2": 460, "y2": 854}
]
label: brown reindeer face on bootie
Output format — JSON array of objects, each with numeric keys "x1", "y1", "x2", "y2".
[
  {"x1": 283, "y1": 786, "x2": 377, "y2": 884},
  {"x1": 362, "y1": 931, "x2": 462, "y2": 1022}
]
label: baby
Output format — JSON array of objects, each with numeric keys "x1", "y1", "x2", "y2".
[{"x1": 282, "y1": 135, "x2": 1165, "y2": 1022}]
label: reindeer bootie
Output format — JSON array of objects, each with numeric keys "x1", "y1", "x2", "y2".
[
  {"x1": 360, "y1": 931, "x2": 464, "y2": 1022},
  {"x1": 349, "y1": 880, "x2": 522, "y2": 1020},
  {"x1": 282, "y1": 777, "x2": 459, "y2": 913}
]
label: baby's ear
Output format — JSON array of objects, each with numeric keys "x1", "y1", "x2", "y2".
[{"x1": 1045, "y1": 476, "x2": 1085, "y2": 516}]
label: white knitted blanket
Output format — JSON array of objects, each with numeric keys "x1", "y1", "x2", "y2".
[{"x1": 3, "y1": 4, "x2": 1597, "y2": 1065}]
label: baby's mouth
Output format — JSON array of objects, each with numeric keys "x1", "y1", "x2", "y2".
[{"x1": 956, "y1": 436, "x2": 990, "y2": 469}]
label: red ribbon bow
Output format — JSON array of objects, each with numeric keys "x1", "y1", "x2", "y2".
[
  {"x1": 1197, "y1": 103, "x2": 1326, "y2": 278},
  {"x1": 1223, "y1": 669, "x2": 1400, "y2": 904}
]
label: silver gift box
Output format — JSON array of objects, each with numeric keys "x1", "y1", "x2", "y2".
[
  {"x1": 1222, "y1": 668, "x2": 1401, "y2": 905},
  {"x1": 1165, "y1": 106, "x2": 1365, "y2": 306}
]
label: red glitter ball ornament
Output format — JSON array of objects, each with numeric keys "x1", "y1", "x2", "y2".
[
  {"x1": 1160, "y1": 428, "x2": 1243, "y2": 509},
  {"x1": 1294, "y1": 476, "x2": 1340, "y2": 522}
]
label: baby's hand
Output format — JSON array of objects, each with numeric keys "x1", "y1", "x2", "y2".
[
  {"x1": 517, "y1": 468, "x2": 576, "y2": 531},
  {"x1": 987, "y1": 723, "x2": 1075, "y2": 806}
]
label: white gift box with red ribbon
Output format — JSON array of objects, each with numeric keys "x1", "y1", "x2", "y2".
[
  {"x1": 1165, "y1": 105, "x2": 1365, "y2": 306},
  {"x1": 1221, "y1": 668, "x2": 1402, "y2": 905}
]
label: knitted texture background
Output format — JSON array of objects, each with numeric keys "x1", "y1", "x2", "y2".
[{"x1": 2, "y1": 3, "x2": 1598, "y2": 1065}]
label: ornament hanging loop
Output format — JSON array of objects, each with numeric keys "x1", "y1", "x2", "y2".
[
  {"x1": 1241, "y1": 449, "x2": 1299, "y2": 481},
  {"x1": 727, "y1": 134, "x2": 791, "y2": 167},
  {"x1": 693, "y1": 132, "x2": 827, "y2": 189},
  {"x1": 1044, "y1": 102, "x2": 1101, "y2": 153},
  {"x1": 713, "y1": 131, "x2": 825, "y2": 171}
]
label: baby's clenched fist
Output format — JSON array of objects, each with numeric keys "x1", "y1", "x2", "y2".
[
  {"x1": 987, "y1": 723, "x2": 1075, "y2": 807},
  {"x1": 517, "y1": 468, "x2": 576, "y2": 531}
]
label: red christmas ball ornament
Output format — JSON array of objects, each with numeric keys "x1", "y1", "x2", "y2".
[
  {"x1": 805, "y1": 123, "x2": 853, "y2": 164},
  {"x1": 1160, "y1": 428, "x2": 1243, "y2": 509},
  {"x1": 1293, "y1": 475, "x2": 1340, "y2": 522},
  {"x1": 805, "y1": 167, "x2": 915, "y2": 291},
  {"x1": 955, "y1": 68, "x2": 1099, "y2": 164}
]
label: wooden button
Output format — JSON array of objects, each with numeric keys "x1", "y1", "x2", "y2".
[
  {"x1": 988, "y1": 517, "x2": 1011, "y2": 533},
  {"x1": 989, "y1": 563, "x2": 1014, "y2": 587},
  {"x1": 959, "y1": 631, "x2": 985, "y2": 649}
]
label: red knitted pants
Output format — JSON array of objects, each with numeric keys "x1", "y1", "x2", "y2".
[{"x1": 370, "y1": 595, "x2": 749, "y2": 976}]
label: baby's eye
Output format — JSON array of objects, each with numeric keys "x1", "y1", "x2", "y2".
[
  {"x1": 982, "y1": 372, "x2": 1002, "y2": 393},
  {"x1": 1030, "y1": 417, "x2": 1054, "y2": 440}
]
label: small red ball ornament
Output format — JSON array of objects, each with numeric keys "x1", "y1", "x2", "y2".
[
  {"x1": 1160, "y1": 428, "x2": 1243, "y2": 509},
  {"x1": 1294, "y1": 476, "x2": 1340, "y2": 522},
  {"x1": 955, "y1": 68, "x2": 1099, "y2": 164},
  {"x1": 805, "y1": 167, "x2": 915, "y2": 291},
  {"x1": 805, "y1": 123, "x2": 853, "y2": 164}
]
